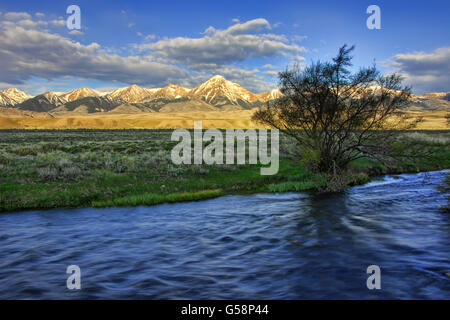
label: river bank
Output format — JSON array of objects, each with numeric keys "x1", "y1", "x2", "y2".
[{"x1": 1, "y1": 130, "x2": 449, "y2": 212}]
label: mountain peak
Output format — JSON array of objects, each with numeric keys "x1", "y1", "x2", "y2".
[
  {"x1": 189, "y1": 75, "x2": 258, "y2": 105},
  {"x1": 0, "y1": 88, "x2": 32, "y2": 107},
  {"x1": 109, "y1": 84, "x2": 154, "y2": 102},
  {"x1": 147, "y1": 84, "x2": 190, "y2": 100},
  {"x1": 61, "y1": 87, "x2": 99, "y2": 102},
  {"x1": 1, "y1": 88, "x2": 29, "y2": 95},
  {"x1": 209, "y1": 75, "x2": 226, "y2": 81},
  {"x1": 166, "y1": 84, "x2": 184, "y2": 88},
  {"x1": 42, "y1": 91, "x2": 57, "y2": 97}
]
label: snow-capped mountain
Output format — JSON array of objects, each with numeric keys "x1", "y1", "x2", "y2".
[
  {"x1": 147, "y1": 84, "x2": 190, "y2": 100},
  {"x1": 3, "y1": 76, "x2": 447, "y2": 114},
  {"x1": 109, "y1": 84, "x2": 155, "y2": 103},
  {"x1": 60, "y1": 87, "x2": 101, "y2": 102},
  {"x1": 16, "y1": 91, "x2": 68, "y2": 112},
  {"x1": 256, "y1": 89, "x2": 283, "y2": 102},
  {"x1": 188, "y1": 75, "x2": 259, "y2": 106},
  {"x1": 0, "y1": 88, "x2": 33, "y2": 107},
  {"x1": 52, "y1": 95, "x2": 126, "y2": 114}
]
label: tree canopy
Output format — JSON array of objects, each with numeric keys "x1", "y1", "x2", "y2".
[{"x1": 252, "y1": 45, "x2": 418, "y2": 173}]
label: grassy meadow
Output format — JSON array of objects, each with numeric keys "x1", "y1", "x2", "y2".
[{"x1": 0, "y1": 129, "x2": 449, "y2": 212}]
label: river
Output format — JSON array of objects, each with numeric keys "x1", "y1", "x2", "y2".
[{"x1": 0, "y1": 170, "x2": 449, "y2": 299}]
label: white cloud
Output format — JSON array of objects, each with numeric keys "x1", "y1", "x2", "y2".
[
  {"x1": 0, "y1": 18, "x2": 188, "y2": 87},
  {"x1": 263, "y1": 70, "x2": 279, "y2": 76},
  {"x1": 4, "y1": 12, "x2": 31, "y2": 20},
  {"x1": 144, "y1": 34, "x2": 156, "y2": 41},
  {"x1": 389, "y1": 47, "x2": 450, "y2": 93},
  {"x1": 1, "y1": 14, "x2": 296, "y2": 92},
  {"x1": 69, "y1": 30, "x2": 84, "y2": 36},
  {"x1": 273, "y1": 22, "x2": 282, "y2": 28},
  {"x1": 222, "y1": 18, "x2": 271, "y2": 35},
  {"x1": 292, "y1": 35, "x2": 307, "y2": 42},
  {"x1": 16, "y1": 19, "x2": 41, "y2": 28},
  {"x1": 138, "y1": 18, "x2": 306, "y2": 67},
  {"x1": 50, "y1": 19, "x2": 66, "y2": 27},
  {"x1": 262, "y1": 64, "x2": 278, "y2": 69}
]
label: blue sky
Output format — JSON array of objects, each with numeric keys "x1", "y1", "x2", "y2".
[{"x1": 0, "y1": 0, "x2": 449, "y2": 94}]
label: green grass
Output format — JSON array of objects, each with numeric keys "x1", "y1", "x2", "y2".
[
  {"x1": 0, "y1": 129, "x2": 449, "y2": 212},
  {"x1": 92, "y1": 189, "x2": 225, "y2": 207}
]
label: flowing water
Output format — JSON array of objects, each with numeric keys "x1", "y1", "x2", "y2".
[{"x1": 0, "y1": 170, "x2": 449, "y2": 299}]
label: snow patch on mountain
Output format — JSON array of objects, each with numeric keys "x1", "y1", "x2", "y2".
[
  {"x1": 188, "y1": 75, "x2": 259, "y2": 105},
  {"x1": 0, "y1": 88, "x2": 33, "y2": 106}
]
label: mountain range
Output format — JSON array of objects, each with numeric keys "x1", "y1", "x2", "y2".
[{"x1": 0, "y1": 75, "x2": 448, "y2": 115}]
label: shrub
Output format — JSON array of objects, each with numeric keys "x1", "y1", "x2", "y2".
[
  {"x1": 0, "y1": 152, "x2": 12, "y2": 165},
  {"x1": 190, "y1": 165, "x2": 210, "y2": 175},
  {"x1": 143, "y1": 155, "x2": 163, "y2": 167},
  {"x1": 300, "y1": 147, "x2": 322, "y2": 172},
  {"x1": 36, "y1": 152, "x2": 70, "y2": 168},
  {"x1": 167, "y1": 165, "x2": 186, "y2": 177},
  {"x1": 37, "y1": 167, "x2": 59, "y2": 180},
  {"x1": 403, "y1": 132, "x2": 450, "y2": 145},
  {"x1": 12, "y1": 145, "x2": 39, "y2": 156},
  {"x1": 38, "y1": 142, "x2": 60, "y2": 153},
  {"x1": 215, "y1": 164, "x2": 237, "y2": 172},
  {"x1": 61, "y1": 166, "x2": 82, "y2": 180},
  {"x1": 105, "y1": 155, "x2": 136, "y2": 173}
]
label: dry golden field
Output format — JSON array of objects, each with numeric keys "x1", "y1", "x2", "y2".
[{"x1": 0, "y1": 109, "x2": 448, "y2": 130}]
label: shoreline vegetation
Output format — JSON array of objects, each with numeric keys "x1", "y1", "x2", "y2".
[{"x1": 0, "y1": 129, "x2": 449, "y2": 213}]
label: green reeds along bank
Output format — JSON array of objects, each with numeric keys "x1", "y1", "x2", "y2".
[
  {"x1": 0, "y1": 130, "x2": 449, "y2": 212},
  {"x1": 92, "y1": 189, "x2": 225, "y2": 208}
]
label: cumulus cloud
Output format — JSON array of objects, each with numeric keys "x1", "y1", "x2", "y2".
[
  {"x1": 50, "y1": 19, "x2": 66, "y2": 27},
  {"x1": 69, "y1": 30, "x2": 84, "y2": 36},
  {"x1": 223, "y1": 18, "x2": 271, "y2": 35},
  {"x1": 144, "y1": 34, "x2": 156, "y2": 41},
  {"x1": 262, "y1": 64, "x2": 279, "y2": 69},
  {"x1": 292, "y1": 35, "x2": 307, "y2": 42},
  {"x1": 389, "y1": 47, "x2": 450, "y2": 93},
  {"x1": 138, "y1": 18, "x2": 306, "y2": 67},
  {"x1": 263, "y1": 70, "x2": 279, "y2": 76},
  {"x1": 0, "y1": 17, "x2": 188, "y2": 87},
  {"x1": 4, "y1": 12, "x2": 31, "y2": 20},
  {"x1": 1, "y1": 13, "x2": 298, "y2": 92}
]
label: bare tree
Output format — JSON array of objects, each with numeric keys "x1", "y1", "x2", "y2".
[{"x1": 253, "y1": 45, "x2": 420, "y2": 173}]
